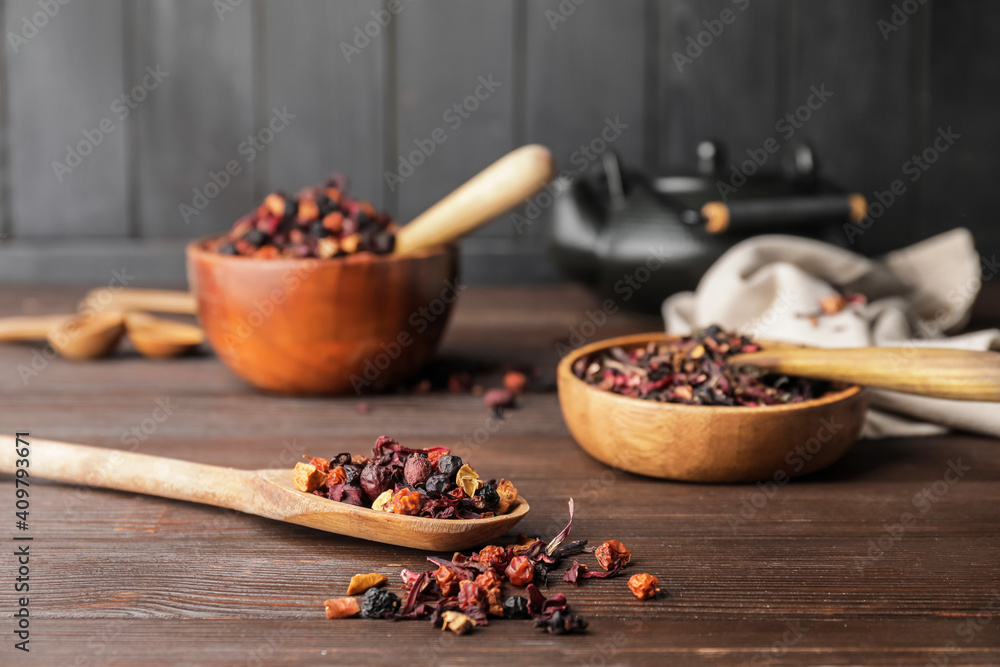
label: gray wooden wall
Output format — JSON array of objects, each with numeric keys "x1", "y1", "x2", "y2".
[{"x1": 0, "y1": 0, "x2": 995, "y2": 286}]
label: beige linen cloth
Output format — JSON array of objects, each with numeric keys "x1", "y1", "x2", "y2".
[{"x1": 662, "y1": 228, "x2": 1000, "y2": 439}]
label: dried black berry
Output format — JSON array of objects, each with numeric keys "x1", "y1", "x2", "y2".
[
  {"x1": 332, "y1": 453, "x2": 353, "y2": 466},
  {"x1": 309, "y1": 221, "x2": 330, "y2": 238},
  {"x1": 503, "y1": 596, "x2": 530, "y2": 619},
  {"x1": 437, "y1": 455, "x2": 463, "y2": 480},
  {"x1": 341, "y1": 464, "x2": 362, "y2": 485},
  {"x1": 218, "y1": 242, "x2": 238, "y2": 255},
  {"x1": 360, "y1": 463, "x2": 394, "y2": 502},
  {"x1": 476, "y1": 482, "x2": 500, "y2": 510},
  {"x1": 535, "y1": 609, "x2": 588, "y2": 635},
  {"x1": 244, "y1": 229, "x2": 267, "y2": 246},
  {"x1": 425, "y1": 474, "x2": 449, "y2": 494},
  {"x1": 360, "y1": 588, "x2": 400, "y2": 619}
]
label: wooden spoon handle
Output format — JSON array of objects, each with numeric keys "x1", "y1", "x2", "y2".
[
  {"x1": 393, "y1": 144, "x2": 556, "y2": 255},
  {"x1": 0, "y1": 436, "x2": 256, "y2": 513},
  {"x1": 80, "y1": 288, "x2": 196, "y2": 315},
  {"x1": 732, "y1": 347, "x2": 1000, "y2": 401},
  {"x1": 0, "y1": 314, "x2": 73, "y2": 341}
]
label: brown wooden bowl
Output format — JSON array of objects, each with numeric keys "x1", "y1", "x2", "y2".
[
  {"x1": 186, "y1": 238, "x2": 459, "y2": 395},
  {"x1": 557, "y1": 333, "x2": 869, "y2": 483}
]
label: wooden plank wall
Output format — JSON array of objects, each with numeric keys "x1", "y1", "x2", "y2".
[{"x1": 0, "y1": 0, "x2": 992, "y2": 286}]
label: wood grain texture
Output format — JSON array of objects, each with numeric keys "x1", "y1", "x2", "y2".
[
  {"x1": 0, "y1": 287, "x2": 998, "y2": 665},
  {"x1": 262, "y1": 0, "x2": 387, "y2": 208},
  {"x1": 134, "y1": 0, "x2": 255, "y2": 238},
  {"x1": 5, "y1": 0, "x2": 128, "y2": 237},
  {"x1": 394, "y1": 0, "x2": 515, "y2": 237}
]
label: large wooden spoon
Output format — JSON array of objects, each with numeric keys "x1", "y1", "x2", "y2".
[
  {"x1": 393, "y1": 144, "x2": 555, "y2": 255},
  {"x1": 46, "y1": 311, "x2": 126, "y2": 360},
  {"x1": 0, "y1": 436, "x2": 529, "y2": 551},
  {"x1": 79, "y1": 288, "x2": 197, "y2": 315},
  {"x1": 124, "y1": 311, "x2": 205, "y2": 359},
  {"x1": 731, "y1": 346, "x2": 1000, "y2": 401}
]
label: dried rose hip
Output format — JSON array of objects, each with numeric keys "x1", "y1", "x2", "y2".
[
  {"x1": 628, "y1": 573, "x2": 660, "y2": 600},
  {"x1": 475, "y1": 544, "x2": 509, "y2": 570},
  {"x1": 503, "y1": 370, "x2": 528, "y2": 395},
  {"x1": 595, "y1": 540, "x2": 631, "y2": 571},
  {"x1": 404, "y1": 455, "x2": 434, "y2": 487},
  {"x1": 389, "y1": 488, "x2": 422, "y2": 515},
  {"x1": 505, "y1": 556, "x2": 534, "y2": 588},
  {"x1": 458, "y1": 580, "x2": 488, "y2": 611},
  {"x1": 435, "y1": 566, "x2": 461, "y2": 597}
]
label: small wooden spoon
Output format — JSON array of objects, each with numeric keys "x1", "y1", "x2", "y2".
[
  {"x1": 125, "y1": 311, "x2": 205, "y2": 359},
  {"x1": 46, "y1": 311, "x2": 126, "y2": 360},
  {"x1": 80, "y1": 288, "x2": 197, "y2": 315},
  {"x1": 0, "y1": 436, "x2": 529, "y2": 551},
  {"x1": 0, "y1": 314, "x2": 75, "y2": 342},
  {"x1": 731, "y1": 347, "x2": 1000, "y2": 402}
]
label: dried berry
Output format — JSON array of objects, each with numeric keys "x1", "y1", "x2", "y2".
[
  {"x1": 326, "y1": 466, "x2": 346, "y2": 486},
  {"x1": 359, "y1": 587, "x2": 400, "y2": 619},
  {"x1": 326, "y1": 483, "x2": 363, "y2": 506},
  {"x1": 628, "y1": 573, "x2": 660, "y2": 600},
  {"x1": 476, "y1": 482, "x2": 500, "y2": 510},
  {"x1": 389, "y1": 488, "x2": 422, "y2": 515},
  {"x1": 475, "y1": 570, "x2": 502, "y2": 594},
  {"x1": 483, "y1": 388, "x2": 515, "y2": 410},
  {"x1": 503, "y1": 370, "x2": 528, "y2": 395},
  {"x1": 404, "y1": 455, "x2": 434, "y2": 487},
  {"x1": 475, "y1": 544, "x2": 509, "y2": 570},
  {"x1": 503, "y1": 595, "x2": 530, "y2": 619},
  {"x1": 341, "y1": 464, "x2": 362, "y2": 485},
  {"x1": 575, "y1": 326, "x2": 832, "y2": 406},
  {"x1": 324, "y1": 596, "x2": 361, "y2": 619},
  {"x1": 505, "y1": 556, "x2": 534, "y2": 588},
  {"x1": 360, "y1": 463, "x2": 394, "y2": 501},
  {"x1": 458, "y1": 580, "x2": 488, "y2": 611},
  {"x1": 425, "y1": 474, "x2": 449, "y2": 494},
  {"x1": 595, "y1": 540, "x2": 631, "y2": 571},
  {"x1": 435, "y1": 566, "x2": 461, "y2": 597},
  {"x1": 332, "y1": 453, "x2": 353, "y2": 467},
  {"x1": 347, "y1": 572, "x2": 388, "y2": 596},
  {"x1": 437, "y1": 455, "x2": 463, "y2": 480},
  {"x1": 535, "y1": 609, "x2": 588, "y2": 635}
]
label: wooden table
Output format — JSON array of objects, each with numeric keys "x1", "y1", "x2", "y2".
[{"x1": 1, "y1": 285, "x2": 998, "y2": 666}]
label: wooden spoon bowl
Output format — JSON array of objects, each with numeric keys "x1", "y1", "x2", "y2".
[
  {"x1": 187, "y1": 240, "x2": 459, "y2": 395},
  {"x1": 0, "y1": 436, "x2": 528, "y2": 551},
  {"x1": 46, "y1": 311, "x2": 126, "y2": 360},
  {"x1": 557, "y1": 333, "x2": 868, "y2": 483},
  {"x1": 124, "y1": 311, "x2": 205, "y2": 359}
]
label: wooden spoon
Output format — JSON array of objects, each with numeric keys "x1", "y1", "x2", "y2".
[
  {"x1": 393, "y1": 144, "x2": 555, "y2": 255},
  {"x1": 731, "y1": 347, "x2": 1000, "y2": 402},
  {"x1": 0, "y1": 436, "x2": 529, "y2": 551},
  {"x1": 0, "y1": 314, "x2": 75, "y2": 342},
  {"x1": 124, "y1": 311, "x2": 205, "y2": 359},
  {"x1": 79, "y1": 288, "x2": 197, "y2": 315},
  {"x1": 46, "y1": 311, "x2": 126, "y2": 360}
]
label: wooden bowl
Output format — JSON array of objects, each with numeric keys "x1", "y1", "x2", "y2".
[
  {"x1": 557, "y1": 333, "x2": 869, "y2": 483},
  {"x1": 186, "y1": 238, "x2": 459, "y2": 395}
]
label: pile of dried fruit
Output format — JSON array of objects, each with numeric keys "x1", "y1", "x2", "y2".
[
  {"x1": 292, "y1": 436, "x2": 518, "y2": 519},
  {"x1": 574, "y1": 325, "x2": 832, "y2": 406},
  {"x1": 322, "y1": 501, "x2": 660, "y2": 635},
  {"x1": 207, "y1": 175, "x2": 395, "y2": 258}
]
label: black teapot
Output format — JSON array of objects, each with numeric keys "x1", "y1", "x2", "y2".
[{"x1": 546, "y1": 142, "x2": 865, "y2": 313}]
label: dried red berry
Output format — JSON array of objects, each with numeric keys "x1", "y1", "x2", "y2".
[
  {"x1": 435, "y1": 566, "x2": 461, "y2": 597},
  {"x1": 595, "y1": 540, "x2": 631, "y2": 571},
  {"x1": 458, "y1": 580, "x2": 488, "y2": 611},
  {"x1": 628, "y1": 573, "x2": 660, "y2": 600},
  {"x1": 404, "y1": 455, "x2": 434, "y2": 487},
  {"x1": 505, "y1": 555, "x2": 534, "y2": 587}
]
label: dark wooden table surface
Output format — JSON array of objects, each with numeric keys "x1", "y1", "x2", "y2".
[{"x1": 1, "y1": 285, "x2": 999, "y2": 666}]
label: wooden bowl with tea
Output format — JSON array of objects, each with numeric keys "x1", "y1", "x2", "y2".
[
  {"x1": 559, "y1": 330, "x2": 1000, "y2": 483},
  {"x1": 187, "y1": 145, "x2": 556, "y2": 395}
]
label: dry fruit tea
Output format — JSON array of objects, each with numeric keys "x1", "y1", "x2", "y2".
[
  {"x1": 291, "y1": 436, "x2": 519, "y2": 520},
  {"x1": 573, "y1": 325, "x2": 832, "y2": 406},
  {"x1": 207, "y1": 173, "x2": 396, "y2": 259}
]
